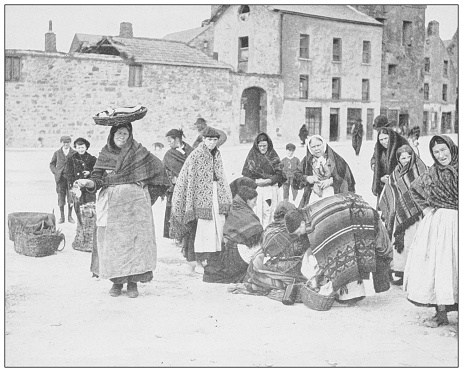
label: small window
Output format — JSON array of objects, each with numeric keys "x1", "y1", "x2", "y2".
[
  {"x1": 128, "y1": 65, "x2": 143, "y2": 87},
  {"x1": 424, "y1": 57, "x2": 430, "y2": 72},
  {"x1": 362, "y1": 41, "x2": 371, "y2": 63},
  {"x1": 332, "y1": 78, "x2": 341, "y2": 100},
  {"x1": 300, "y1": 34, "x2": 309, "y2": 59},
  {"x1": 238, "y1": 36, "x2": 249, "y2": 73},
  {"x1": 299, "y1": 75, "x2": 308, "y2": 99},
  {"x1": 305, "y1": 107, "x2": 322, "y2": 136},
  {"x1": 443, "y1": 60, "x2": 448, "y2": 76},
  {"x1": 431, "y1": 112, "x2": 438, "y2": 129},
  {"x1": 423, "y1": 111, "x2": 429, "y2": 134},
  {"x1": 238, "y1": 5, "x2": 250, "y2": 21},
  {"x1": 424, "y1": 83, "x2": 429, "y2": 100},
  {"x1": 443, "y1": 84, "x2": 448, "y2": 101},
  {"x1": 362, "y1": 79, "x2": 370, "y2": 101},
  {"x1": 5, "y1": 56, "x2": 21, "y2": 82},
  {"x1": 402, "y1": 21, "x2": 412, "y2": 46},
  {"x1": 387, "y1": 109, "x2": 398, "y2": 127},
  {"x1": 333, "y1": 38, "x2": 342, "y2": 62},
  {"x1": 388, "y1": 64, "x2": 397, "y2": 76},
  {"x1": 347, "y1": 108, "x2": 362, "y2": 136}
]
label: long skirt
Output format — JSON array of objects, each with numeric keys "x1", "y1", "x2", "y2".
[
  {"x1": 392, "y1": 219, "x2": 420, "y2": 274},
  {"x1": 163, "y1": 190, "x2": 173, "y2": 238},
  {"x1": 404, "y1": 208, "x2": 458, "y2": 306},
  {"x1": 255, "y1": 182, "x2": 281, "y2": 228},
  {"x1": 203, "y1": 244, "x2": 249, "y2": 284}
]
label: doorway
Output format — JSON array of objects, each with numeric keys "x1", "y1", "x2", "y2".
[
  {"x1": 329, "y1": 108, "x2": 339, "y2": 141},
  {"x1": 240, "y1": 87, "x2": 267, "y2": 143}
]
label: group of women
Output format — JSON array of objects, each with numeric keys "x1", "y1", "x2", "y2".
[{"x1": 72, "y1": 115, "x2": 458, "y2": 329}]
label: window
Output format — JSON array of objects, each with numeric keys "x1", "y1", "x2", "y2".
[
  {"x1": 332, "y1": 78, "x2": 341, "y2": 100},
  {"x1": 388, "y1": 64, "x2": 397, "y2": 77},
  {"x1": 333, "y1": 38, "x2": 342, "y2": 62},
  {"x1": 299, "y1": 75, "x2": 308, "y2": 99},
  {"x1": 423, "y1": 111, "x2": 428, "y2": 135},
  {"x1": 443, "y1": 60, "x2": 448, "y2": 76},
  {"x1": 431, "y1": 112, "x2": 437, "y2": 129},
  {"x1": 238, "y1": 5, "x2": 250, "y2": 21},
  {"x1": 443, "y1": 84, "x2": 448, "y2": 101},
  {"x1": 128, "y1": 65, "x2": 142, "y2": 87},
  {"x1": 424, "y1": 57, "x2": 430, "y2": 72},
  {"x1": 238, "y1": 36, "x2": 249, "y2": 73},
  {"x1": 305, "y1": 107, "x2": 322, "y2": 136},
  {"x1": 402, "y1": 21, "x2": 412, "y2": 46},
  {"x1": 362, "y1": 79, "x2": 370, "y2": 101},
  {"x1": 300, "y1": 34, "x2": 309, "y2": 59},
  {"x1": 362, "y1": 41, "x2": 371, "y2": 63},
  {"x1": 366, "y1": 108, "x2": 374, "y2": 140},
  {"x1": 387, "y1": 109, "x2": 398, "y2": 127},
  {"x1": 5, "y1": 56, "x2": 21, "y2": 82},
  {"x1": 347, "y1": 108, "x2": 362, "y2": 136},
  {"x1": 380, "y1": 108, "x2": 388, "y2": 117},
  {"x1": 424, "y1": 83, "x2": 429, "y2": 100}
]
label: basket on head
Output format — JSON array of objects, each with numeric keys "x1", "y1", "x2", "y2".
[
  {"x1": 93, "y1": 106, "x2": 147, "y2": 126},
  {"x1": 14, "y1": 231, "x2": 65, "y2": 257},
  {"x1": 300, "y1": 283, "x2": 336, "y2": 311}
]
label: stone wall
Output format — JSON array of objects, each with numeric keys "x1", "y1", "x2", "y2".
[{"x1": 5, "y1": 50, "x2": 233, "y2": 148}]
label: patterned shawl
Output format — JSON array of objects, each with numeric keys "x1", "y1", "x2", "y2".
[
  {"x1": 294, "y1": 137, "x2": 356, "y2": 208},
  {"x1": 223, "y1": 195, "x2": 263, "y2": 248},
  {"x1": 410, "y1": 135, "x2": 458, "y2": 211},
  {"x1": 371, "y1": 129, "x2": 409, "y2": 196},
  {"x1": 170, "y1": 142, "x2": 232, "y2": 239},
  {"x1": 242, "y1": 132, "x2": 286, "y2": 187},
  {"x1": 92, "y1": 123, "x2": 170, "y2": 203},
  {"x1": 379, "y1": 146, "x2": 428, "y2": 247}
]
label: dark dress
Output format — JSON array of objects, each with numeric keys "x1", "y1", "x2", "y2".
[
  {"x1": 67, "y1": 152, "x2": 97, "y2": 205},
  {"x1": 351, "y1": 123, "x2": 364, "y2": 156}
]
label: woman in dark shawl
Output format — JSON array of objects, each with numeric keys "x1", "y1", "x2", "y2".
[
  {"x1": 203, "y1": 186, "x2": 263, "y2": 284},
  {"x1": 162, "y1": 129, "x2": 194, "y2": 238},
  {"x1": 242, "y1": 132, "x2": 286, "y2": 228},
  {"x1": 351, "y1": 119, "x2": 364, "y2": 156},
  {"x1": 404, "y1": 135, "x2": 458, "y2": 327},
  {"x1": 229, "y1": 176, "x2": 257, "y2": 199},
  {"x1": 371, "y1": 128, "x2": 409, "y2": 204},
  {"x1": 294, "y1": 135, "x2": 355, "y2": 208},
  {"x1": 74, "y1": 122, "x2": 170, "y2": 298},
  {"x1": 379, "y1": 145, "x2": 427, "y2": 285}
]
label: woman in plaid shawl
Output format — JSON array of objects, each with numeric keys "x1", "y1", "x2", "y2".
[
  {"x1": 379, "y1": 145, "x2": 428, "y2": 285},
  {"x1": 404, "y1": 135, "x2": 458, "y2": 328}
]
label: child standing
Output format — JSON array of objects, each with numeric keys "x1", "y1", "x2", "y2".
[{"x1": 281, "y1": 143, "x2": 300, "y2": 202}]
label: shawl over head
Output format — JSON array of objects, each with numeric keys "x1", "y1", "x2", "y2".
[
  {"x1": 307, "y1": 135, "x2": 327, "y2": 156},
  {"x1": 223, "y1": 195, "x2": 263, "y2": 248},
  {"x1": 170, "y1": 142, "x2": 233, "y2": 238},
  {"x1": 229, "y1": 177, "x2": 258, "y2": 198},
  {"x1": 242, "y1": 132, "x2": 286, "y2": 187},
  {"x1": 371, "y1": 128, "x2": 409, "y2": 196},
  {"x1": 93, "y1": 123, "x2": 170, "y2": 190}
]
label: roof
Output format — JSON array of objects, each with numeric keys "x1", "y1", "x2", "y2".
[
  {"x1": 69, "y1": 33, "x2": 105, "y2": 53},
  {"x1": 163, "y1": 26, "x2": 209, "y2": 43},
  {"x1": 84, "y1": 36, "x2": 230, "y2": 69},
  {"x1": 267, "y1": 5, "x2": 382, "y2": 26}
]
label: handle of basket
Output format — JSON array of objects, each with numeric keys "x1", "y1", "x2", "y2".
[{"x1": 57, "y1": 235, "x2": 66, "y2": 251}]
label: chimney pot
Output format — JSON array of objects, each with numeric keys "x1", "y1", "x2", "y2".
[
  {"x1": 45, "y1": 20, "x2": 57, "y2": 53},
  {"x1": 427, "y1": 21, "x2": 440, "y2": 37},
  {"x1": 119, "y1": 22, "x2": 133, "y2": 38}
]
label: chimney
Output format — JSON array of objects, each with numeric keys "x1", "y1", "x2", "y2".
[
  {"x1": 119, "y1": 22, "x2": 133, "y2": 38},
  {"x1": 45, "y1": 20, "x2": 57, "y2": 53},
  {"x1": 427, "y1": 21, "x2": 440, "y2": 37}
]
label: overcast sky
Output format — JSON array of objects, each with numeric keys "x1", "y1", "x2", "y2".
[{"x1": 4, "y1": 4, "x2": 459, "y2": 53}]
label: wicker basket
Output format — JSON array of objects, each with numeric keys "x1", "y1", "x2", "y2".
[
  {"x1": 8, "y1": 212, "x2": 55, "y2": 241},
  {"x1": 93, "y1": 106, "x2": 147, "y2": 126},
  {"x1": 14, "y1": 231, "x2": 65, "y2": 257},
  {"x1": 300, "y1": 284, "x2": 336, "y2": 311},
  {"x1": 266, "y1": 283, "x2": 303, "y2": 304}
]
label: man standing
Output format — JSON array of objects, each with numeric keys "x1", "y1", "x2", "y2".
[
  {"x1": 192, "y1": 117, "x2": 227, "y2": 148},
  {"x1": 351, "y1": 119, "x2": 364, "y2": 156},
  {"x1": 50, "y1": 135, "x2": 76, "y2": 224}
]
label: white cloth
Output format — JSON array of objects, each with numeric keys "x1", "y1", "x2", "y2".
[
  {"x1": 255, "y1": 180, "x2": 281, "y2": 229},
  {"x1": 194, "y1": 182, "x2": 225, "y2": 253},
  {"x1": 237, "y1": 243, "x2": 261, "y2": 264},
  {"x1": 308, "y1": 185, "x2": 334, "y2": 205},
  {"x1": 404, "y1": 208, "x2": 458, "y2": 305},
  {"x1": 392, "y1": 218, "x2": 420, "y2": 273},
  {"x1": 62, "y1": 147, "x2": 70, "y2": 156}
]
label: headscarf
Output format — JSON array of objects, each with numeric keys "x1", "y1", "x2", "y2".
[
  {"x1": 229, "y1": 177, "x2": 258, "y2": 198},
  {"x1": 242, "y1": 132, "x2": 286, "y2": 187},
  {"x1": 371, "y1": 128, "x2": 409, "y2": 196},
  {"x1": 307, "y1": 135, "x2": 328, "y2": 170}
]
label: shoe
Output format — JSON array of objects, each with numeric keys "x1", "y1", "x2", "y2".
[
  {"x1": 109, "y1": 284, "x2": 123, "y2": 297},
  {"x1": 423, "y1": 310, "x2": 449, "y2": 328},
  {"x1": 68, "y1": 215, "x2": 75, "y2": 224},
  {"x1": 127, "y1": 282, "x2": 139, "y2": 298},
  {"x1": 58, "y1": 217, "x2": 65, "y2": 224}
]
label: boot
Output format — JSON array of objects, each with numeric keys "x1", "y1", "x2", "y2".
[
  {"x1": 68, "y1": 205, "x2": 75, "y2": 224},
  {"x1": 423, "y1": 305, "x2": 449, "y2": 328},
  {"x1": 109, "y1": 283, "x2": 123, "y2": 297},
  {"x1": 127, "y1": 282, "x2": 139, "y2": 298},
  {"x1": 58, "y1": 206, "x2": 65, "y2": 224}
]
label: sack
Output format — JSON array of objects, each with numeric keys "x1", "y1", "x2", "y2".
[{"x1": 72, "y1": 203, "x2": 96, "y2": 252}]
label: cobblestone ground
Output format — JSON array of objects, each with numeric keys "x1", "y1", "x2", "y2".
[{"x1": 5, "y1": 135, "x2": 458, "y2": 367}]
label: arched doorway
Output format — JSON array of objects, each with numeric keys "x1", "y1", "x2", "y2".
[{"x1": 240, "y1": 87, "x2": 267, "y2": 143}]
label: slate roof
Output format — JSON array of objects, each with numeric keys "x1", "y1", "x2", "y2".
[
  {"x1": 69, "y1": 33, "x2": 105, "y2": 53},
  {"x1": 89, "y1": 36, "x2": 230, "y2": 69},
  {"x1": 163, "y1": 26, "x2": 209, "y2": 43}
]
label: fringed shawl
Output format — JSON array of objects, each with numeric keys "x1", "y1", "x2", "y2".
[
  {"x1": 223, "y1": 195, "x2": 263, "y2": 248},
  {"x1": 170, "y1": 142, "x2": 232, "y2": 239},
  {"x1": 371, "y1": 129, "x2": 409, "y2": 196},
  {"x1": 294, "y1": 140, "x2": 356, "y2": 208},
  {"x1": 410, "y1": 135, "x2": 458, "y2": 211},
  {"x1": 242, "y1": 132, "x2": 286, "y2": 187}
]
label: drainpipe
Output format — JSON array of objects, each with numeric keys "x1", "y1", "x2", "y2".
[{"x1": 279, "y1": 12, "x2": 283, "y2": 75}]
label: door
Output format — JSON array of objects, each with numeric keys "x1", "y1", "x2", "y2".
[
  {"x1": 329, "y1": 108, "x2": 339, "y2": 141},
  {"x1": 239, "y1": 87, "x2": 266, "y2": 143}
]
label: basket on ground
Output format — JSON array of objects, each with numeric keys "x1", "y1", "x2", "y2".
[
  {"x1": 8, "y1": 212, "x2": 55, "y2": 241},
  {"x1": 300, "y1": 283, "x2": 336, "y2": 311},
  {"x1": 14, "y1": 231, "x2": 65, "y2": 257},
  {"x1": 93, "y1": 106, "x2": 147, "y2": 126}
]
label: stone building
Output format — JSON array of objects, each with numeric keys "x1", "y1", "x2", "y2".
[
  {"x1": 423, "y1": 21, "x2": 457, "y2": 134},
  {"x1": 351, "y1": 5, "x2": 428, "y2": 135}
]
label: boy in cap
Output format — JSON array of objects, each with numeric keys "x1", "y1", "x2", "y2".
[
  {"x1": 49, "y1": 135, "x2": 76, "y2": 223},
  {"x1": 192, "y1": 117, "x2": 228, "y2": 149},
  {"x1": 281, "y1": 143, "x2": 300, "y2": 202}
]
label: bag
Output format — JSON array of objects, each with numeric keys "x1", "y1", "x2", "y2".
[{"x1": 72, "y1": 203, "x2": 96, "y2": 252}]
